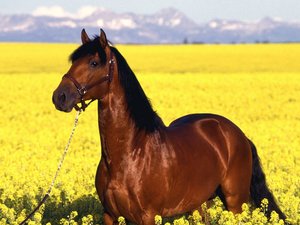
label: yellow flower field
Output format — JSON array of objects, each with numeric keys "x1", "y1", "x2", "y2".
[{"x1": 0, "y1": 43, "x2": 299, "y2": 224}]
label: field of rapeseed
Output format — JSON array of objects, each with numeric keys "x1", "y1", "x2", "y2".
[{"x1": 0, "y1": 43, "x2": 299, "y2": 224}]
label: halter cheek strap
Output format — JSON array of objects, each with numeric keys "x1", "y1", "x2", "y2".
[{"x1": 63, "y1": 52, "x2": 115, "y2": 111}]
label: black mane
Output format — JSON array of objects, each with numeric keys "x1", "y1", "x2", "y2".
[
  {"x1": 111, "y1": 47, "x2": 163, "y2": 132},
  {"x1": 69, "y1": 37, "x2": 163, "y2": 132},
  {"x1": 70, "y1": 37, "x2": 107, "y2": 64}
]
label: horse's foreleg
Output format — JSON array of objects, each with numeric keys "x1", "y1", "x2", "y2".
[
  {"x1": 103, "y1": 212, "x2": 117, "y2": 225},
  {"x1": 139, "y1": 213, "x2": 156, "y2": 225}
]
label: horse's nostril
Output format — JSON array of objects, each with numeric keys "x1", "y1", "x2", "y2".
[{"x1": 58, "y1": 92, "x2": 66, "y2": 104}]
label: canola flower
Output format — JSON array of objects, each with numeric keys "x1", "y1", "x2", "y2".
[
  {"x1": 0, "y1": 43, "x2": 299, "y2": 224},
  {"x1": 126, "y1": 200, "x2": 286, "y2": 225}
]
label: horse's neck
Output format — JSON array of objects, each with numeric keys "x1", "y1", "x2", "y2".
[
  {"x1": 96, "y1": 61, "x2": 163, "y2": 166},
  {"x1": 97, "y1": 89, "x2": 137, "y2": 165}
]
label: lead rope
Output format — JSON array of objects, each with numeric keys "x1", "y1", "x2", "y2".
[{"x1": 19, "y1": 110, "x2": 82, "y2": 225}]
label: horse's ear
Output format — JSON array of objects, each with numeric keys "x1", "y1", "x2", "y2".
[
  {"x1": 81, "y1": 29, "x2": 90, "y2": 44},
  {"x1": 99, "y1": 29, "x2": 108, "y2": 48}
]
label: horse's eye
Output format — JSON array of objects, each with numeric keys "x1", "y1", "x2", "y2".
[{"x1": 90, "y1": 61, "x2": 98, "y2": 67}]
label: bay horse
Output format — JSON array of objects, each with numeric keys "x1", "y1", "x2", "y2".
[{"x1": 52, "y1": 29, "x2": 287, "y2": 224}]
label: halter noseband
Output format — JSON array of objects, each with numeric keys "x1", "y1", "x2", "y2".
[{"x1": 63, "y1": 52, "x2": 115, "y2": 111}]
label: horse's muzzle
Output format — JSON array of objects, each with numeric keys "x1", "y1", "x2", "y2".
[{"x1": 52, "y1": 86, "x2": 78, "y2": 112}]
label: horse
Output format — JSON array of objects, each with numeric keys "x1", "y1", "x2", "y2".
[{"x1": 52, "y1": 29, "x2": 287, "y2": 225}]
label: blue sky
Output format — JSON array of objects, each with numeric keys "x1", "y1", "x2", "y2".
[{"x1": 1, "y1": 0, "x2": 300, "y2": 23}]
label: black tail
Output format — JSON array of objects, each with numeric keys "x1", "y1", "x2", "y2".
[{"x1": 249, "y1": 139, "x2": 287, "y2": 220}]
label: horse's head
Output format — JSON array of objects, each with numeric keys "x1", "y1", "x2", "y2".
[{"x1": 52, "y1": 29, "x2": 114, "y2": 112}]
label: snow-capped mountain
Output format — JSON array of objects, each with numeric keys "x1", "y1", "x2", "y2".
[{"x1": 0, "y1": 7, "x2": 299, "y2": 44}]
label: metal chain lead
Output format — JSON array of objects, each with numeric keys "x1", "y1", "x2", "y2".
[
  {"x1": 47, "y1": 109, "x2": 81, "y2": 194},
  {"x1": 19, "y1": 109, "x2": 82, "y2": 225}
]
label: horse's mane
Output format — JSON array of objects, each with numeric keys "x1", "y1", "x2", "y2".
[
  {"x1": 70, "y1": 36, "x2": 107, "y2": 64},
  {"x1": 111, "y1": 46, "x2": 163, "y2": 132},
  {"x1": 69, "y1": 37, "x2": 163, "y2": 132}
]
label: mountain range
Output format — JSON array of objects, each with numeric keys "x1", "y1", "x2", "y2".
[{"x1": 0, "y1": 7, "x2": 300, "y2": 44}]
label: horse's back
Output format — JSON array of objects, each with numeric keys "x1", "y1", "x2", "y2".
[
  {"x1": 168, "y1": 113, "x2": 250, "y2": 151},
  {"x1": 166, "y1": 113, "x2": 252, "y2": 184},
  {"x1": 169, "y1": 113, "x2": 238, "y2": 129},
  {"x1": 166, "y1": 113, "x2": 236, "y2": 174},
  {"x1": 164, "y1": 113, "x2": 252, "y2": 213}
]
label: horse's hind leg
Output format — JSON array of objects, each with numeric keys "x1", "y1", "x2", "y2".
[
  {"x1": 218, "y1": 170, "x2": 251, "y2": 213},
  {"x1": 220, "y1": 184, "x2": 249, "y2": 213},
  {"x1": 219, "y1": 153, "x2": 252, "y2": 213}
]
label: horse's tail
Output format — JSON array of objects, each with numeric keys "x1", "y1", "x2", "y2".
[{"x1": 248, "y1": 139, "x2": 287, "y2": 220}]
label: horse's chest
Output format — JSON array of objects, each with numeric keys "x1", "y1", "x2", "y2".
[
  {"x1": 104, "y1": 178, "x2": 143, "y2": 222},
  {"x1": 96, "y1": 162, "x2": 135, "y2": 218}
]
